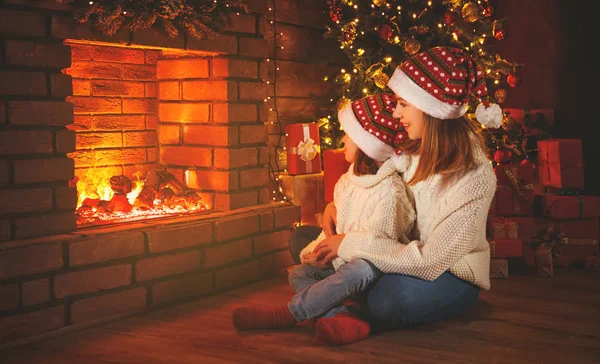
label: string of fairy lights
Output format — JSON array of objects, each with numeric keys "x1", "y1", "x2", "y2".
[{"x1": 264, "y1": 0, "x2": 288, "y2": 204}]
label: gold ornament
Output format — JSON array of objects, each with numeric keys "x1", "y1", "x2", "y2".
[
  {"x1": 404, "y1": 38, "x2": 421, "y2": 55},
  {"x1": 448, "y1": 0, "x2": 462, "y2": 8},
  {"x1": 494, "y1": 88, "x2": 507, "y2": 103},
  {"x1": 461, "y1": 2, "x2": 482, "y2": 23},
  {"x1": 342, "y1": 23, "x2": 357, "y2": 44},
  {"x1": 372, "y1": 70, "x2": 390, "y2": 89},
  {"x1": 337, "y1": 97, "x2": 351, "y2": 111},
  {"x1": 372, "y1": 0, "x2": 387, "y2": 6},
  {"x1": 501, "y1": 114, "x2": 519, "y2": 130}
]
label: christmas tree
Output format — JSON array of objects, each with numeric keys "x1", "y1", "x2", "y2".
[{"x1": 319, "y1": 0, "x2": 526, "y2": 157}]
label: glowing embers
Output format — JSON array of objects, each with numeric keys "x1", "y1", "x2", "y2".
[{"x1": 74, "y1": 168, "x2": 209, "y2": 226}]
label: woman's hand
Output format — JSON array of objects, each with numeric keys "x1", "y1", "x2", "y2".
[
  {"x1": 322, "y1": 202, "x2": 337, "y2": 237},
  {"x1": 302, "y1": 250, "x2": 332, "y2": 269},
  {"x1": 314, "y1": 234, "x2": 346, "y2": 262}
]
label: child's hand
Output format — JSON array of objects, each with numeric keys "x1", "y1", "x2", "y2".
[{"x1": 302, "y1": 251, "x2": 332, "y2": 269}]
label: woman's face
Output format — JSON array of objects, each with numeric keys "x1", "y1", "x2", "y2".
[
  {"x1": 392, "y1": 97, "x2": 425, "y2": 140},
  {"x1": 341, "y1": 134, "x2": 358, "y2": 163}
]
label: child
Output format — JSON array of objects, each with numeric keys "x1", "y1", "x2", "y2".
[{"x1": 232, "y1": 93, "x2": 416, "y2": 345}]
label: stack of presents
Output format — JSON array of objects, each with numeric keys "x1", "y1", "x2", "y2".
[
  {"x1": 488, "y1": 110, "x2": 600, "y2": 278},
  {"x1": 280, "y1": 112, "x2": 600, "y2": 279},
  {"x1": 279, "y1": 122, "x2": 350, "y2": 226}
]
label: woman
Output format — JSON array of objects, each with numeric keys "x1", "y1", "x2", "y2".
[{"x1": 289, "y1": 46, "x2": 501, "y2": 333}]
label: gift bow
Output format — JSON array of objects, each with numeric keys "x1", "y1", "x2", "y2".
[
  {"x1": 491, "y1": 217, "x2": 515, "y2": 238},
  {"x1": 296, "y1": 137, "x2": 318, "y2": 162},
  {"x1": 504, "y1": 168, "x2": 533, "y2": 200}
]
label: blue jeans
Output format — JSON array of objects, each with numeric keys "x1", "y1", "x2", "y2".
[
  {"x1": 288, "y1": 226, "x2": 480, "y2": 330},
  {"x1": 287, "y1": 259, "x2": 379, "y2": 322}
]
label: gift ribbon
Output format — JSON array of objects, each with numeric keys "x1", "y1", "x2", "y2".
[
  {"x1": 504, "y1": 168, "x2": 533, "y2": 201},
  {"x1": 288, "y1": 124, "x2": 320, "y2": 173}
]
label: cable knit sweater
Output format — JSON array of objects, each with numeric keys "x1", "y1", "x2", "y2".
[
  {"x1": 338, "y1": 141, "x2": 496, "y2": 290},
  {"x1": 300, "y1": 159, "x2": 416, "y2": 271}
]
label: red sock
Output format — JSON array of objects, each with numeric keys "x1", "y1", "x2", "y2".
[
  {"x1": 232, "y1": 305, "x2": 297, "y2": 330},
  {"x1": 316, "y1": 312, "x2": 371, "y2": 345}
]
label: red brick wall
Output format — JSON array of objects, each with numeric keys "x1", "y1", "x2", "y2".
[
  {"x1": 0, "y1": 203, "x2": 301, "y2": 346},
  {"x1": 65, "y1": 43, "x2": 160, "y2": 200}
]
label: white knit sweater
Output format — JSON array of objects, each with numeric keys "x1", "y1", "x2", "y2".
[
  {"x1": 300, "y1": 159, "x2": 416, "y2": 271},
  {"x1": 338, "y1": 141, "x2": 496, "y2": 290}
]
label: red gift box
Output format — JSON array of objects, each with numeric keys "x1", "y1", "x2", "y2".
[
  {"x1": 538, "y1": 194, "x2": 600, "y2": 220},
  {"x1": 537, "y1": 139, "x2": 584, "y2": 190},
  {"x1": 286, "y1": 123, "x2": 322, "y2": 176},
  {"x1": 510, "y1": 217, "x2": 552, "y2": 268},
  {"x1": 551, "y1": 219, "x2": 598, "y2": 268},
  {"x1": 494, "y1": 185, "x2": 534, "y2": 216},
  {"x1": 489, "y1": 239, "x2": 523, "y2": 258},
  {"x1": 494, "y1": 164, "x2": 535, "y2": 187},
  {"x1": 323, "y1": 148, "x2": 351, "y2": 204}
]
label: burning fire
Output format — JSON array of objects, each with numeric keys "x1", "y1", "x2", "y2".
[{"x1": 73, "y1": 168, "x2": 209, "y2": 226}]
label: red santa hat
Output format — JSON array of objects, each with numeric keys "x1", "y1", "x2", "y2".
[
  {"x1": 387, "y1": 46, "x2": 502, "y2": 128},
  {"x1": 338, "y1": 93, "x2": 407, "y2": 162}
]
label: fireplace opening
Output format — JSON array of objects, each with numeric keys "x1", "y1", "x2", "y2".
[{"x1": 63, "y1": 40, "x2": 260, "y2": 227}]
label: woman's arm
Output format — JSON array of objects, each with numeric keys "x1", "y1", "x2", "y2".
[{"x1": 337, "y1": 172, "x2": 494, "y2": 280}]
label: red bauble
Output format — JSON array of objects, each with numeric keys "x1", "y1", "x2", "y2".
[
  {"x1": 494, "y1": 148, "x2": 514, "y2": 164},
  {"x1": 520, "y1": 158, "x2": 536, "y2": 170},
  {"x1": 507, "y1": 73, "x2": 521, "y2": 87},
  {"x1": 494, "y1": 27, "x2": 507, "y2": 40},
  {"x1": 377, "y1": 24, "x2": 393, "y2": 40},
  {"x1": 483, "y1": 5, "x2": 494, "y2": 17},
  {"x1": 443, "y1": 11, "x2": 457, "y2": 26}
]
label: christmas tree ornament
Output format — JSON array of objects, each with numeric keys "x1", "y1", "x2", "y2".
[
  {"x1": 494, "y1": 148, "x2": 514, "y2": 164},
  {"x1": 494, "y1": 88, "x2": 507, "y2": 103},
  {"x1": 377, "y1": 24, "x2": 393, "y2": 40},
  {"x1": 372, "y1": 0, "x2": 387, "y2": 6},
  {"x1": 404, "y1": 38, "x2": 421, "y2": 55},
  {"x1": 520, "y1": 157, "x2": 536, "y2": 170},
  {"x1": 492, "y1": 20, "x2": 507, "y2": 40},
  {"x1": 461, "y1": 2, "x2": 482, "y2": 23},
  {"x1": 501, "y1": 114, "x2": 519, "y2": 130},
  {"x1": 342, "y1": 22, "x2": 357, "y2": 43},
  {"x1": 336, "y1": 96, "x2": 351, "y2": 111},
  {"x1": 483, "y1": 5, "x2": 494, "y2": 17},
  {"x1": 507, "y1": 73, "x2": 521, "y2": 87},
  {"x1": 373, "y1": 70, "x2": 390, "y2": 89},
  {"x1": 329, "y1": 1, "x2": 342, "y2": 22},
  {"x1": 475, "y1": 102, "x2": 503, "y2": 128},
  {"x1": 443, "y1": 11, "x2": 458, "y2": 26}
]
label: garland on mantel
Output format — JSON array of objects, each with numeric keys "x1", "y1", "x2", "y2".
[{"x1": 57, "y1": 0, "x2": 249, "y2": 39}]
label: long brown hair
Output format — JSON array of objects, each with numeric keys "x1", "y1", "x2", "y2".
[
  {"x1": 399, "y1": 115, "x2": 487, "y2": 185},
  {"x1": 353, "y1": 149, "x2": 379, "y2": 176}
]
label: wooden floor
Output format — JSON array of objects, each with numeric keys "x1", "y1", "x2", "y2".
[{"x1": 1, "y1": 269, "x2": 599, "y2": 364}]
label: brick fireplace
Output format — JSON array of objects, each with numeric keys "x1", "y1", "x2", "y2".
[{"x1": 0, "y1": 1, "x2": 300, "y2": 347}]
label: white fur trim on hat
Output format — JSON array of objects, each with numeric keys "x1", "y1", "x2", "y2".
[
  {"x1": 338, "y1": 104, "x2": 394, "y2": 162},
  {"x1": 387, "y1": 68, "x2": 466, "y2": 120}
]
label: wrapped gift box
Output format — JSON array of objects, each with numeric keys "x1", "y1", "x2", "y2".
[
  {"x1": 488, "y1": 217, "x2": 519, "y2": 240},
  {"x1": 286, "y1": 123, "x2": 322, "y2": 176},
  {"x1": 489, "y1": 239, "x2": 523, "y2": 258},
  {"x1": 490, "y1": 258, "x2": 509, "y2": 279},
  {"x1": 535, "y1": 246, "x2": 553, "y2": 277},
  {"x1": 493, "y1": 163, "x2": 536, "y2": 216},
  {"x1": 537, "y1": 194, "x2": 600, "y2": 220},
  {"x1": 537, "y1": 139, "x2": 584, "y2": 190},
  {"x1": 279, "y1": 172, "x2": 325, "y2": 226},
  {"x1": 553, "y1": 218, "x2": 599, "y2": 267},
  {"x1": 509, "y1": 217, "x2": 552, "y2": 267},
  {"x1": 323, "y1": 148, "x2": 351, "y2": 204},
  {"x1": 494, "y1": 186, "x2": 534, "y2": 216}
]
